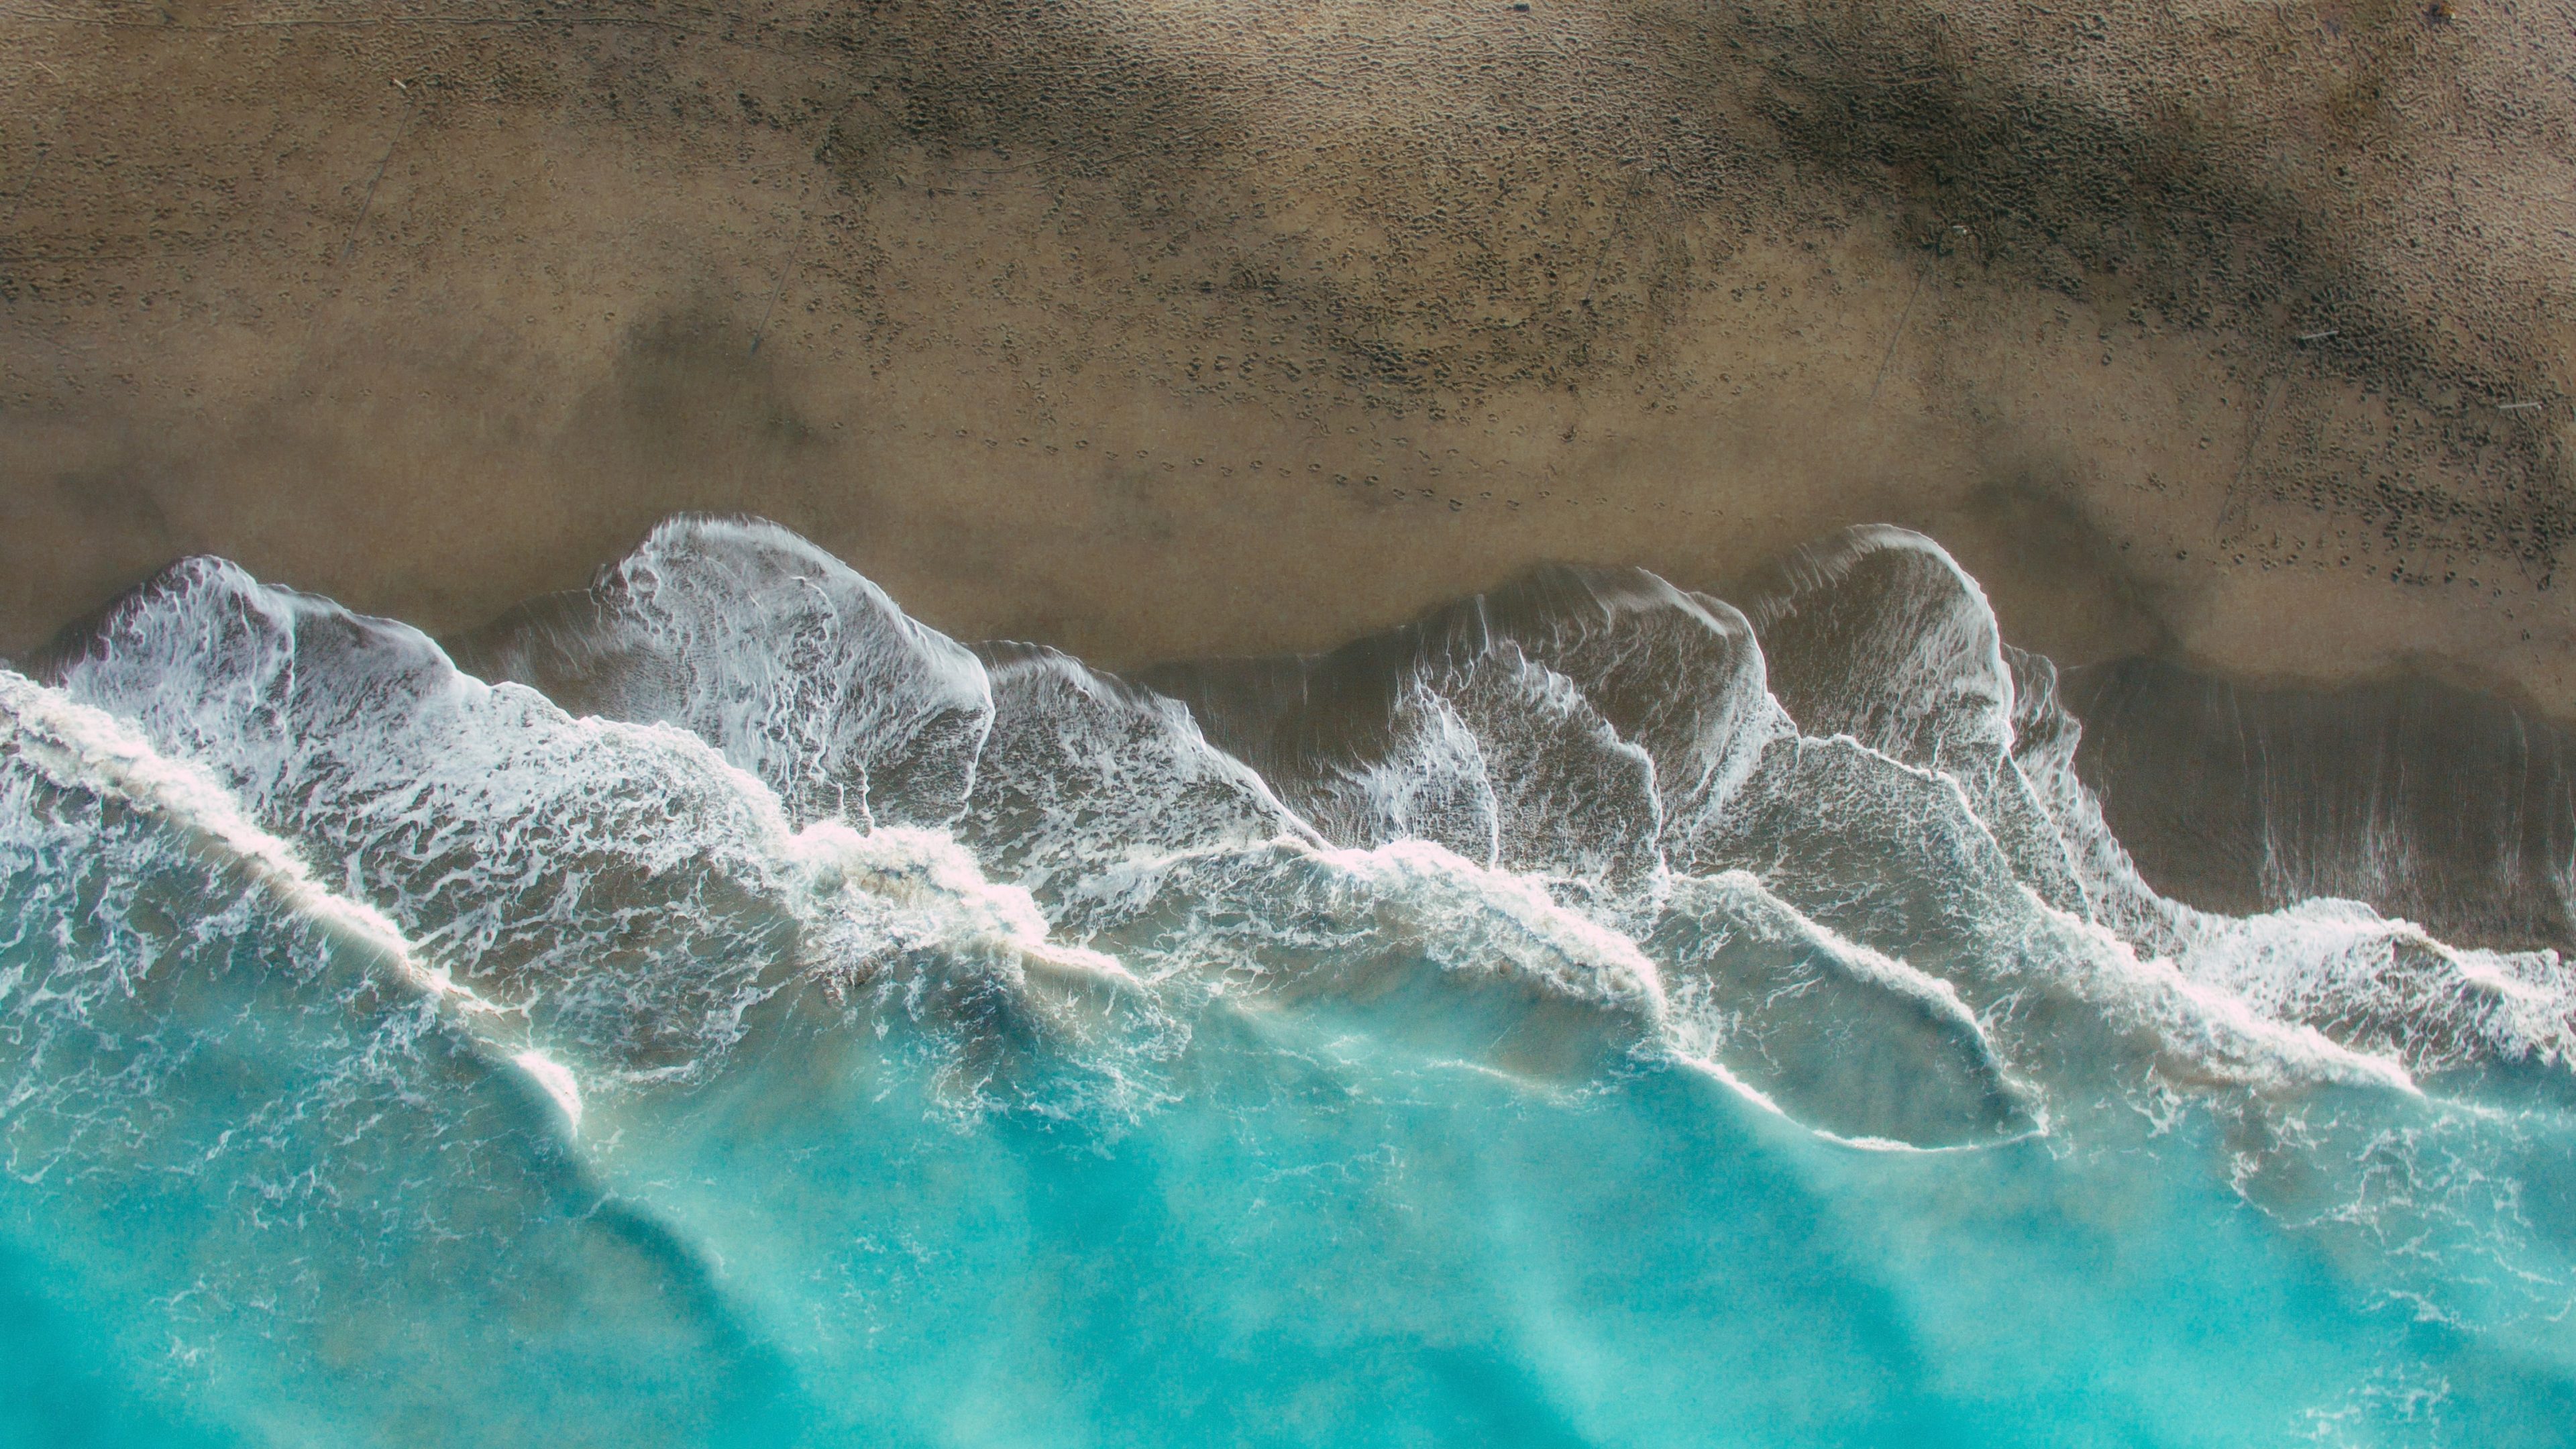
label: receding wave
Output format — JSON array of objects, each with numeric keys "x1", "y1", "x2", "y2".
[{"x1": 4, "y1": 516, "x2": 2571, "y2": 1446}]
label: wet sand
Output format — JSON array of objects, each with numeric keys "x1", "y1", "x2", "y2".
[
  {"x1": 4, "y1": 0, "x2": 2573, "y2": 710},
  {"x1": 2065, "y1": 659, "x2": 2576, "y2": 953}
]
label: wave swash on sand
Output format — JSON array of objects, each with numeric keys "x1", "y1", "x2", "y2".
[{"x1": 4, "y1": 517, "x2": 2572, "y2": 1447}]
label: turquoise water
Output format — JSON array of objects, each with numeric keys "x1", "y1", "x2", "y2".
[{"x1": 3, "y1": 519, "x2": 2571, "y2": 1446}]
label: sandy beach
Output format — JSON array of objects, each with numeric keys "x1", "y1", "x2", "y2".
[{"x1": 4, "y1": 0, "x2": 2571, "y2": 710}]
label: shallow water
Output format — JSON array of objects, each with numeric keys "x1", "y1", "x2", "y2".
[{"x1": 3, "y1": 519, "x2": 2571, "y2": 1446}]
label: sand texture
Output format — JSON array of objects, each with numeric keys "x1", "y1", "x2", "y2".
[{"x1": 4, "y1": 0, "x2": 2573, "y2": 708}]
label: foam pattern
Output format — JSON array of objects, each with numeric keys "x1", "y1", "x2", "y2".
[{"x1": 6, "y1": 518, "x2": 2571, "y2": 1446}]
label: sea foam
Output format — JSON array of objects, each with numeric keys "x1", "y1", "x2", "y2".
[{"x1": 3, "y1": 518, "x2": 2570, "y2": 1447}]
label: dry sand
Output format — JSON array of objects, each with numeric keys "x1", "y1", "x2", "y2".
[{"x1": 4, "y1": 0, "x2": 2573, "y2": 710}]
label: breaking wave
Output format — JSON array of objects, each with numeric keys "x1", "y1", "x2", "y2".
[{"x1": 4, "y1": 517, "x2": 2571, "y2": 1446}]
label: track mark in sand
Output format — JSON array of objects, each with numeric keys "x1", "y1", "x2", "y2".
[
  {"x1": 289, "y1": 83, "x2": 417, "y2": 381},
  {"x1": 336, "y1": 84, "x2": 415, "y2": 264},
  {"x1": 1866, "y1": 263, "x2": 1929, "y2": 411},
  {"x1": 749, "y1": 232, "x2": 802, "y2": 358},
  {"x1": 2215, "y1": 368, "x2": 2290, "y2": 547}
]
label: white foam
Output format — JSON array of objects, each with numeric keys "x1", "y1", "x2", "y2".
[
  {"x1": 44, "y1": 564, "x2": 1128, "y2": 1090},
  {"x1": 511, "y1": 1049, "x2": 586, "y2": 1130},
  {"x1": 0, "y1": 668, "x2": 625, "y2": 1142},
  {"x1": 0, "y1": 668, "x2": 486, "y2": 1020},
  {"x1": 1064, "y1": 833, "x2": 1672, "y2": 1084},
  {"x1": 1284, "y1": 642, "x2": 1671, "y2": 914},
  {"x1": 1746, "y1": 525, "x2": 2019, "y2": 773},
  {"x1": 1648, "y1": 868, "x2": 2036, "y2": 1146},
  {"x1": 1683, "y1": 728, "x2": 2420, "y2": 1099},
  {"x1": 28, "y1": 523, "x2": 2547, "y2": 1152},
  {"x1": 1442, "y1": 643, "x2": 1666, "y2": 897},
  {"x1": 474, "y1": 515, "x2": 996, "y2": 830},
  {"x1": 1303, "y1": 680, "x2": 1503, "y2": 867},
  {"x1": 2176, "y1": 898, "x2": 2574, "y2": 1073},
  {"x1": 963, "y1": 643, "x2": 1316, "y2": 902}
]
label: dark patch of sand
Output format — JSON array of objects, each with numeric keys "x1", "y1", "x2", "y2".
[
  {"x1": 3, "y1": 0, "x2": 2571, "y2": 710},
  {"x1": 2065, "y1": 657, "x2": 2576, "y2": 954}
]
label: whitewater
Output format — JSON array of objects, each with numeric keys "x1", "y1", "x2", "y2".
[{"x1": 3, "y1": 517, "x2": 2571, "y2": 1447}]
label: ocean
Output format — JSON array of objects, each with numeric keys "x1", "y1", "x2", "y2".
[{"x1": 2, "y1": 517, "x2": 2569, "y2": 1446}]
